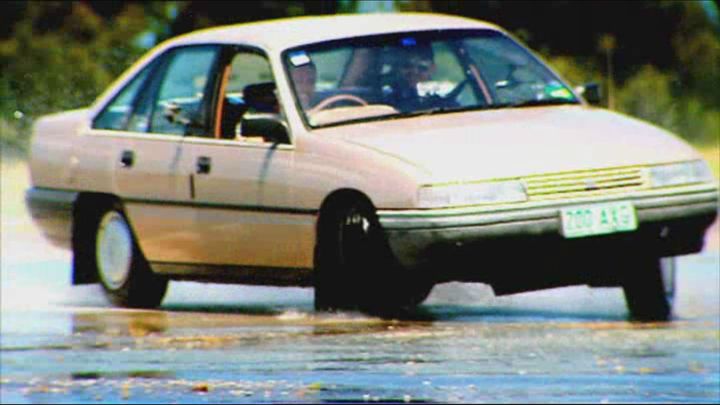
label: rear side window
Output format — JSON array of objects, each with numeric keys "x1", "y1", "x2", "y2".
[
  {"x1": 93, "y1": 62, "x2": 154, "y2": 130},
  {"x1": 226, "y1": 52, "x2": 274, "y2": 95}
]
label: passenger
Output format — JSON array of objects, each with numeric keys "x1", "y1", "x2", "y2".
[
  {"x1": 385, "y1": 42, "x2": 458, "y2": 112},
  {"x1": 385, "y1": 43, "x2": 436, "y2": 111}
]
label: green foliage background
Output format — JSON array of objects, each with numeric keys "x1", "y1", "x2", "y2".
[
  {"x1": 1, "y1": 2, "x2": 153, "y2": 151},
  {"x1": 1, "y1": 0, "x2": 719, "y2": 153}
]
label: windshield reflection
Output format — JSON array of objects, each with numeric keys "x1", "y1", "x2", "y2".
[{"x1": 284, "y1": 29, "x2": 579, "y2": 128}]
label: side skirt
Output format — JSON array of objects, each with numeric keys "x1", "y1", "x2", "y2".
[{"x1": 151, "y1": 262, "x2": 314, "y2": 287}]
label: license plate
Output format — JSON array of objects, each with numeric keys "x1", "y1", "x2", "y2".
[{"x1": 561, "y1": 201, "x2": 637, "y2": 239}]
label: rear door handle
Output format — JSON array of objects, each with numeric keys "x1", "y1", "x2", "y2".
[
  {"x1": 120, "y1": 150, "x2": 135, "y2": 168},
  {"x1": 196, "y1": 156, "x2": 211, "y2": 175}
]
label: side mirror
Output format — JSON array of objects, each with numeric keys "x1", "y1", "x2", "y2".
[
  {"x1": 240, "y1": 113, "x2": 290, "y2": 145},
  {"x1": 163, "y1": 101, "x2": 203, "y2": 135},
  {"x1": 574, "y1": 83, "x2": 602, "y2": 106},
  {"x1": 163, "y1": 101, "x2": 192, "y2": 125}
]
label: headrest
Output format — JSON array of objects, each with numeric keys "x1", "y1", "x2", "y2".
[{"x1": 243, "y1": 82, "x2": 278, "y2": 112}]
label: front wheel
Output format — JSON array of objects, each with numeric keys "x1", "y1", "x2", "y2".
[
  {"x1": 92, "y1": 207, "x2": 168, "y2": 308},
  {"x1": 314, "y1": 197, "x2": 433, "y2": 312},
  {"x1": 622, "y1": 256, "x2": 675, "y2": 321}
]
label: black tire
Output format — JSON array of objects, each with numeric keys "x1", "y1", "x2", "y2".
[
  {"x1": 622, "y1": 255, "x2": 674, "y2": 321},
  {"x1": 314, "y1": 197, "x2": 433, "y2": 312},
  {"x1": 78, "y1": 203, "x2": 168, "y2": 308}
]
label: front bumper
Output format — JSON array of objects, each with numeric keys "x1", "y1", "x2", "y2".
[
  {"x1": 25, "y1": 187, "x2": 78, "y2": 250},
  {"x1": 378, "y1": 185, "x2": 719, "y2": 275}
]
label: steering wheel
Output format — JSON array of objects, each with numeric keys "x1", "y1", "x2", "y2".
[
  {"x1": 444, "y1": 79, "x2": 469, "y2": 101},
  {"x1": 309, "y1": 94, "x2": 369, "y2": 113}
]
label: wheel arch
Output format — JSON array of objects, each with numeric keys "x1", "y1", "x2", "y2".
[
  {"x1": 312, "y1": 187, "x2": 433, "y2": 310},
  {"x1": 316, "y1": 188, "x2": 376, "y2": 234},
  {"x1": 314, "y1": 188, "x2": 378, "y2": 262}
]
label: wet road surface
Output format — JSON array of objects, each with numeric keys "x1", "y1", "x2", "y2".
[{"x1": 2, "y1": 157, "x2": 719, "y2": 403}]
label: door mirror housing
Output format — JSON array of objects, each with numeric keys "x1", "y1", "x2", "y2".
[
  {"x1": 240, "y1": 113, "x2": 290, "y2": 145},
  {"x1": 163, "y1": 101, "x2": 188, "y2": 125},
  {"x1": 163, "y1": 101, "x2": 204, "y2": 134},
  {"x1": 574, "y1": 83, "x2": 602, "y2": 106}
]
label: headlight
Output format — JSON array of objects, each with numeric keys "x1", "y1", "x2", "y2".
[
  {"x1": 417, "y1": 180, "x2": 527, "y2": 208},
  {"x1": 649, "y1": 161, "x2": 713, "y2": 188}
]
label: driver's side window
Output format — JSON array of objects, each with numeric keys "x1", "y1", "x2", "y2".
[{"x1": 148, "y1": 46, "x2": 220, "y2": 136}]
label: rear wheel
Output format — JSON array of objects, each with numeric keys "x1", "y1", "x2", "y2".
[
  {"x1": 86, "y1": 205, "x2": 168, "y2": 308},
  {"x1": 314, "y1": 197, "x2": 433, "y2": 312},
  {"x1": 622, "y1": 256, "x2": 675, "y2": 321}
]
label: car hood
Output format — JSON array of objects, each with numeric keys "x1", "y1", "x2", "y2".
[{"x1": 316, "y1": 106, "x2": 700, "y2": 183}]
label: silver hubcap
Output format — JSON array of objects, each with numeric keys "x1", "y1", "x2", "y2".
[{"x1": 96, "y1": 211, "x2": 133, "y2": 290}]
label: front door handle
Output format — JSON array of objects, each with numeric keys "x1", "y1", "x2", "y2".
[
  {"x1": 196, "y1": 156, "x2": 211, "y2": 175},
  {"x1": 120, "y1": 150, "x2": 135, "y2": 168}
]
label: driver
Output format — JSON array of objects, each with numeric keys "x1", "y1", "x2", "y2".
[{"x1": 289, "y1": 60, "x2": 317, "y2": 110}]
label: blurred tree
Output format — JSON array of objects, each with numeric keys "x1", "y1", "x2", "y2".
[
  {"x1": 616, "y1": 65, "x2": 678, "y2": 132},
  {"x1": 1, "y1": 0, "x2": 718, "y2": 149},
  {"x1": 340, "y1": 0, "x2": 433, "y2": 13},
  {"x1": 0, "y1": 1, "x2": 27, "y2": 40},
  {"x1": 1, "y1": 2, "x2": 151, "y2": 118},
  {"x1": 429, "y1": 0, "x2": 684, "y2": 83},
  {"x1": 168, "y1": 1, "x2": 337, "y2": 35},
  {"x1": 542, "y1": 55, "x2": 602, "y2": 88},
  {"x1": 396, "y1": 0, "x2": 432, "y2": 12},
  {"x1": 671, "y1": 1, "x2": 720, "y2": 107},
  {"x1": 597, "y1": 34, "x2": 616, "y2": 109}
]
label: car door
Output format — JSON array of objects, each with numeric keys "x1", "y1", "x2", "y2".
[
  {"x1": 82, "y1": 58, "x2": 159, "y2": 204},
  {"x1": 177, "y1": 47, "x2": 315, "y2": 270},
  {"x1": 108, "y1": 45, "x2": 222, "y2": 263}
]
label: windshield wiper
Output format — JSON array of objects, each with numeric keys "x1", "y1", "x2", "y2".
[
  {"x1": 391, "y1": 104, "x2": 493, "y2": 119},
  {"x1": 400, "y1": 97, "x2": 578, "y2": 116},
  {"x1": 394, "y1": 106, "x2": 456, "y2": 118},
  {"x1": 316, "y1": 98, "x2": 580, "y2": 128},
  {"x1": 494, "y1": 98, "x2": 580, "y2": 109}
]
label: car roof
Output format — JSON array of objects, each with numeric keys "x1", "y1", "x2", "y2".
[{"x1": 168, "y1": 13, "x2": 502, "y2": 52}]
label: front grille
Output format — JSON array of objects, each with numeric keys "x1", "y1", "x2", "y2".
[{"x1": 524, "y1": 167, "x2": 649, "y2": 201}]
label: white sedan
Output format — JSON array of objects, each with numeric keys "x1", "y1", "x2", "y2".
[{"x1": 26, "y1": 14, "x2": 718, "y2": 320}]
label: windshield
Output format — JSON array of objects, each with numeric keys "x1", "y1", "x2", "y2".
[{"x1": 283, "y1": 29, "x2": 579, "y2": 128}]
